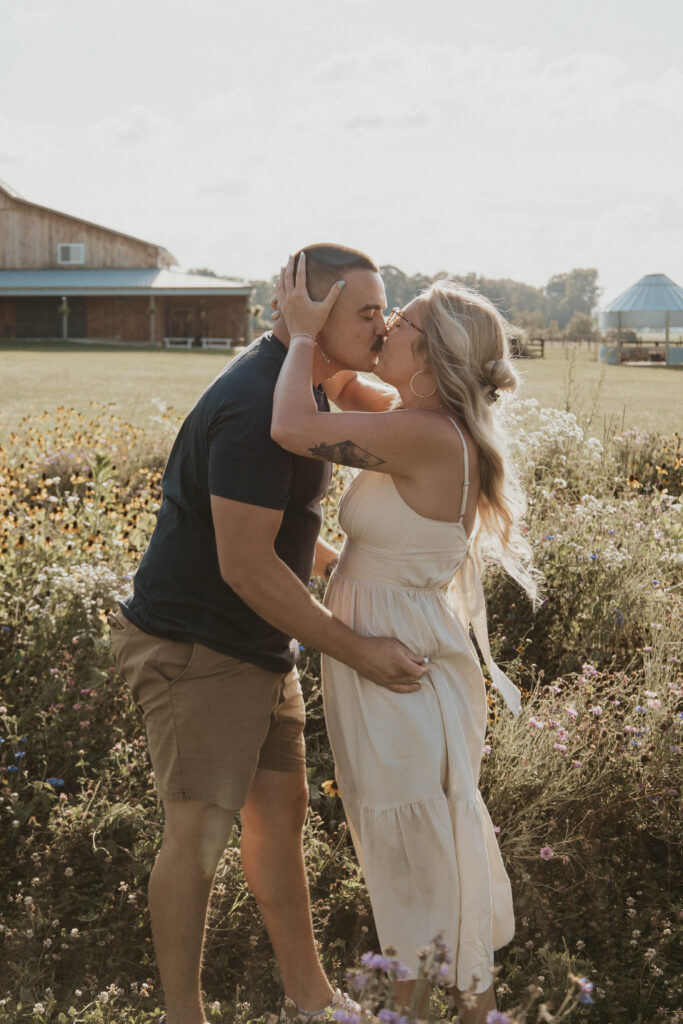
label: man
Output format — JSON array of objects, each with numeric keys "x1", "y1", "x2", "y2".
[{"x1": 109, "y1": 244, "x2": 428, "y2": 1024}]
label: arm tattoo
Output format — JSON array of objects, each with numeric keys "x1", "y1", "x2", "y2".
[{"x1": 308, "y1": 440, "x2": 386, "y2": 469}]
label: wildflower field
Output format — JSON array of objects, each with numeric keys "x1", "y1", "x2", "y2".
[{"x1": 0, "y1": 351, "x2": 681, "y2": 1023}]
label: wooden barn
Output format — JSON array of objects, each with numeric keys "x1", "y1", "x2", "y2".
[{"x1": 0, "y1": 181, "x2": 252, "y2": 345}]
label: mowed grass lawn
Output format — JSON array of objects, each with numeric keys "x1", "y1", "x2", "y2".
[{"x1": 1, "y1": 338, "x2": 681, "y2": 438}]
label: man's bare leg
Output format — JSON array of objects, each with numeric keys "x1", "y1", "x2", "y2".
[
  {"x1": 148, "y1": 799, "x2": 237, "y2": 1024},
  {"x1": 394, "y1": 980, "x2": 430, "y2": 1020},
  {"x1": 451, "y1": 983, "x2": 496, "y2": 1024},
  {"x1": 240, "y1": 768, "x2": 334, "y2": 1012},
  {"x1": 393, "y1": 978, "x2": 496, "y2": 1023}
]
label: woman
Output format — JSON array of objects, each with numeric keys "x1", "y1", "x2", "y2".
[{"x1": 271, "y1": 256, "x2": 538, "y2": 1022}]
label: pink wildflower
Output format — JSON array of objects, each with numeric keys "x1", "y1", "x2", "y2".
[
  {"x1": 540, "y1": 846, "x2": 554, "y2": 861},
  {"x1": 590, "y1": 705, "x2": 603, "y2": 716}
]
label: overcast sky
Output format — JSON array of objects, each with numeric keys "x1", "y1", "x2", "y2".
[{"x1": 2, "y1": 0, "x2": 682, "y2": 302}]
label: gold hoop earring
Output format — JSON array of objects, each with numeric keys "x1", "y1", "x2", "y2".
[{"x1": 410, "y1": 370, "x2": 437, "y2": 399}]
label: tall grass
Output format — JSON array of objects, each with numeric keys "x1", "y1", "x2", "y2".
[{"x1": 0, "y1": 400, "x2": 680, "y2": 1023}]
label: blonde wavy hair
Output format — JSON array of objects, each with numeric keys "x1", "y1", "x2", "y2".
[{"x1": 415, "y1": 277, "x2": 540, "y2": 605}]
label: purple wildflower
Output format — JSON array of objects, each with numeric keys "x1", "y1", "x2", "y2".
[
  {"x1": 378, "y1": 1011, "x2": 408, "y2": 1024},
  {"x1": 540, "y1": 846, "x2": 554, "y2": 861},
  {"x1": 486, "y1": 1013, "x2": 511, "y2": 1024},
  {"x1": 333, "y1": 1010, "x2": 360, "y2": 1024},
  {"x1": 345, "y1": 971, "x2": 368, "y2": 994},
  {"x1": 360, "y1": 952, "x2": 410, "y2": 978},
  {"x1": 577, "y1": 977, "x2": 594, "y2": 1005}
]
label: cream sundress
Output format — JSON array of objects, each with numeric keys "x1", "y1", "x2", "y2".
[{"x1": 322, "y1": 419, "x2": 521, "y2": 993}]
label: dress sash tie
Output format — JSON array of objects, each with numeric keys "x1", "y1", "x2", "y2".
[{"x1": 449, "y1": 552, "x2": 522, "y2": 717}]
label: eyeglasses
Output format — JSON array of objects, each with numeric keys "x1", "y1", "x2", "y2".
[{"x1": 385, "y1": 307, "x2": 425, "y2": 334}]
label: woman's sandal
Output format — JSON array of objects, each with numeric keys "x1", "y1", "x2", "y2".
[{"x1": 279, "y1": 988, "x2": 361, "y2": 1022}]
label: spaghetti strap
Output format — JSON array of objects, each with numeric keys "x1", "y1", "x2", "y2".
[{"x1": 446, "y1": 417, "x2": 469, "y2": 522}]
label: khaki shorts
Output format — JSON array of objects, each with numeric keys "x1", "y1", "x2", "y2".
[{"x1": 108, "y1": 608, "x2": 306, "y2": 811}]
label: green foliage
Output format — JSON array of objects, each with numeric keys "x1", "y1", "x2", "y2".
[
  {"x1": 565, "y1": 313, "x2": 597, "y2": 340},
  {"x1": 249, "y1": 265, "x2": 604, "y2": 336},
  {"x1": 545, "y1": 270, "x2": 601, "y2": 330},
  {"x1": 0, "y1": 402, "x2": 681, "y2": 1022}
]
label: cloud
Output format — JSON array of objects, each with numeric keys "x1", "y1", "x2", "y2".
[
  {"x1": 195, "y1": 88, "x2": 253, "y2": 122},
  {"x1": 12, "y1": 7, "x2": 56, "y2": 28},
  {"x1": 197, "y1": 178, "x2": 248, "y2": 199},
  {"x1": 299, "y1": 41, "x2": 683, "y2": 133},
  {"x1": 92, "y1": 106, "x2": 176, "y2": 147},
  {"x1": 0, "y1": 115, "x2": 52, "y2": 165},
  {"x1": 342, "y1": 106, "x2": 439, "y2": 133}
]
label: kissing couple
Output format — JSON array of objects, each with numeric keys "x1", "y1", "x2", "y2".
[{"x1": 110, "y1": 243, "x2": 536, "y2": 1024}]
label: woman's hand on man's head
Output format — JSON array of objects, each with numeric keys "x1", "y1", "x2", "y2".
[{"x1": 275, "y1": 253, "x2": 345, "y2": 339}]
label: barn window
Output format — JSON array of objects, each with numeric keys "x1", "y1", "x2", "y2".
[{"x1": 57, "y1": 243, "x2": 85, "y2": 265}]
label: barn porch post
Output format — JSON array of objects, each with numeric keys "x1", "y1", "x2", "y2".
[
  {"x1": 58, "y1": 296, "x2": 70, "y2": 339},
  {"x1": 148, "y1": 296, "x2": 156, "y2": 343}
]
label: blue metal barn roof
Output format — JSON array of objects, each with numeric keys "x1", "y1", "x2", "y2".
[{"x1": 0, "y1": 268, "x2": 252, "y2": 297}]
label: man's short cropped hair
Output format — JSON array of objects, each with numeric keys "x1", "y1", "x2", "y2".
[{"x1": 293, "y1": 243, "x2": 379, "y2": 301}]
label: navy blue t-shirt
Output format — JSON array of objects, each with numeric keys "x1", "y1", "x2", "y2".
[{"x1": 122, "y1": 332, "x2": 332, "y2": 673}]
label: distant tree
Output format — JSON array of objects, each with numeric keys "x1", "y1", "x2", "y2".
[
  {"x1": 250, "y1": 278, "x2": 278, "y2": 327},
  {"x1": 545, "y1": 269, "x2": 601, "y2": 329},
  {"x1": 188, "y1": 267, "x2": 219, "y2": 277},
  {"x1": 380, "y1": 265, "x2": 435, "y2": 310},
  {"x1": 246, "y1": 265, "x2": 601, "y2": 339},
  {"x1": 515, "y1": 310, "x2": 546, "y2": 333},
  {"x1": 565, "y1": 312, "x2": 597, "y2": 339}
]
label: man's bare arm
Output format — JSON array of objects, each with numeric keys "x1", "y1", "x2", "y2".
[
  {"x1": 314, "y1": 536, "x2": 339, "y2": 578},
  {"x1": 211, "y1": 496, "x2": 427, "y2": 692},
  {"x1": 324, "y1": 371, "x2": 398, "y2": 412}
]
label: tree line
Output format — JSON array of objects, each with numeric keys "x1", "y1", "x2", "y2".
[{"x1": 190, "y1": 265, "x2": 602, "y2": 339}]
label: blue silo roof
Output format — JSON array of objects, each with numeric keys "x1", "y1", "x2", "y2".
[{"x1": 603, "y1": 274, "x2": 683, "y2": 313}]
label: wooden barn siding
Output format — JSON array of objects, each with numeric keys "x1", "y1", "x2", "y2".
[
  {"x1": 85, "y1": 296, "x2": 151, "y2": 341},
  {"x1": 164, "y1": 295, "x2": 249, "y2": 342},
  {"x1": 0, "y1": 298, "x2": 16, "y2": 337},
  {"x1": 0, "y1": 295, "x2": 248, "y2": 342},
  {"x1": 0, "y1": 193, "x2": 167, "y2": 270}
]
